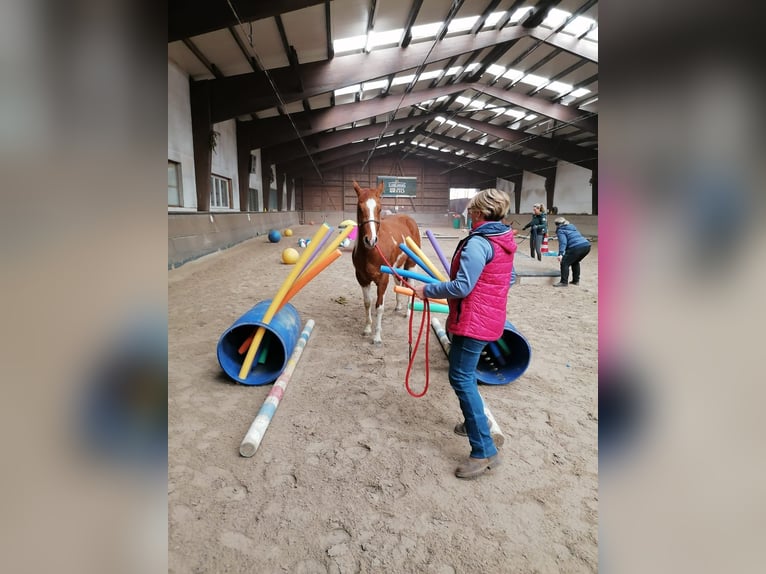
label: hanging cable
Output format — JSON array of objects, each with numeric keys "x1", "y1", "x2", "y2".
[
  {"x1": 225, "y1": 0, "x2": 324, "y2": 181},
  {"x1": 361, "y1": 0, "x2": 465, "y2": 171}
]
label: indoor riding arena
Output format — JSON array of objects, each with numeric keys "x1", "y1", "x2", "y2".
[{"x1": 169, "y1": 1, "x2": 598, "y2": 572}]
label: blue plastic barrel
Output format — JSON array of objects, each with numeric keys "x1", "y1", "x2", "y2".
[
  {"x1": 217, "y1": 300, "x2": 302, "y2": 385},
  {"x1": 476, "y1": 321, "x2": 531, "y2": 385}
]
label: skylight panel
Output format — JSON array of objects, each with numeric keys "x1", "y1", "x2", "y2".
[
  {"x1": 541, "y1": 8, "x2": 570, "y2": 29},
  {"x1": 447, "y1": 16, "x2": 478, "y2": 34},
  {"x1": 362, "y1": 79, "x2": 389, "y2": 92},
  {"x1": 435, "y1": 116, "x2": 446, "y2": 123},
  {"x1": 483, "y1": 12, "x2": 505, "y2": 28},
  {"x1": 503, "y1": 109, "x2": 526, "y2": 120},
  {"x1": 487, "y1": 64, "x2": 506, "y2": 77},
  {"x1": 334, "y1": 84, "x2": 360, "y2": 97},
  {"x1": 417, "y1": 70, "x2": 442, "y2": 81},
  {"x1": 391, "y1": 74, "x2": 416, "y2": 86},
  {"x1": 502, "y1": 68, "x2": 524, "y2": 81},
  {"x1": 445, "y1": 66, "x2": 462, "y2": 76},
  {"x1": 571, "y1": 88, "x2": 591, "y2": 98},
  {"x1": 464, "y1": 63, "x2": 479, "y2": 72},
  {"x1": 519, "y1": 73, "x2": 548, "y2": 87},
  {"x1": 333, "y1": 35, "x2": 366, "y2": 54},
  {"x1": 585, "y1": 28, "x2": 598, "y2": 42},
  {"x1": 428, "y1": 145, "x2": 440, "y2": 151},
  {"x1": 510, "y1": 7, "x2": 532, "y2": 23},
  {"x1": 563, "y1": 16, "x2": 595, "y2": 37},
  {"x1": 545, "y1": 81, "x2": 573, "y2": 94},
  {"x1": 524, "y1": 114, "x2": 538, "y2": 121},
  {"x1": 411, "y1": 22, "x2": 442, "y2": 39},
  {"x1": 366, "y1": 28, "x2": 403, "y2": 51}
]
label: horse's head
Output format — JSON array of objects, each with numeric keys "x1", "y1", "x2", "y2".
[{"x1": 353, "y1": 180, "x2": 384, "y2": 249}]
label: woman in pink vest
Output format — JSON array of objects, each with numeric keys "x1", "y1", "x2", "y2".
[{"x1": 413, "y1": 189, "x2": 517, "y2": 479}]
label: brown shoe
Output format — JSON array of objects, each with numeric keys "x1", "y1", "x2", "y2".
[
  {"x1": 455, "y1": 453, "x2": 502, "y2": 479},
  {"x1": 453, "y1": 422, "x2": 505, "y2": 447}
]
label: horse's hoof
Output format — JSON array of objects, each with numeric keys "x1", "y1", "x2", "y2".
[
  {"x1": 372, "y1": 340, "x2": 382, "y2": 345},
  {"x1": 363, "y1": 327, "x2": 372, "y2": 335}
]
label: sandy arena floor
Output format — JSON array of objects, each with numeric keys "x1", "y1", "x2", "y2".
[{"x1": 169, "y1": 223, "x2": 598, "y2": 573}]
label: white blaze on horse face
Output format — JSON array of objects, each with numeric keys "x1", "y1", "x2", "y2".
[{"x1": 363, "y1": 198, "x2": 378, "y2": 247}]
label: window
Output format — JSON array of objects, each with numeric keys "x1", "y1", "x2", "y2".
[
  {"x1": 248, "y1": 188, "x2": 260, "y2": 211},
  {"x1": 168, "y1": 161, "x2": 182, "y2": 207},
  {"x1": 210, "y1": 174, "x2": 232, "y2": 208}
]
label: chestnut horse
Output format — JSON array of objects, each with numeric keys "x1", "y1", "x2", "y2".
[{"x1": 351, "y1": 181, "x2": 421, "y2": 344}]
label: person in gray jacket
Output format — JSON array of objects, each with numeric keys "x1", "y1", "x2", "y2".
[
  {"x1": 553, "y1": 217, "x2": 591, "y2": 287},
  {"x1": 522, "y1": 203, "x2": 548, "y2": 261}
]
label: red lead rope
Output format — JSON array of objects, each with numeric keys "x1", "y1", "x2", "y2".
[{"x1": 374, "y1": 244, "x2": 431, "y2": 397}]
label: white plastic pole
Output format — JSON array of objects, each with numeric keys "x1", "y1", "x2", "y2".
[{"x1": 239, "y1": 319, "x2": 316, "y2": 457}]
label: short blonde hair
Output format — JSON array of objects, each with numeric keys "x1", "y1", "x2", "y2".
[
  {"x1": 554, "y1": 217, "x2": 569, "y2": 226},
  {"x1": 533, "y1": 203, "x2": 546, "y2": 213},
  {"x1": 468, "y1": 188, "x2": 512, "y2": 221}
]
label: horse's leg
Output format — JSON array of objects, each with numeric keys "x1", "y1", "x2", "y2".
[
  {"x1": 361, "y1": 283, "x2": 374, "y2": 335},
  {"x1": 372, "y1": 276, "x2": 389, "y2": 344},
  {"x1": 391, "y1": 251, "x2": 409, "y2": 313}
]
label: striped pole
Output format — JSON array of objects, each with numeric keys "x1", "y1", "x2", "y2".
[{"x1": 240, "y1": 319, "x2": 316, "y2": 457}]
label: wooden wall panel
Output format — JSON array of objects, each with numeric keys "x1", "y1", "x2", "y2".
[{"x1": 293, "y1": 156, "x2": 494, "y2": 214}]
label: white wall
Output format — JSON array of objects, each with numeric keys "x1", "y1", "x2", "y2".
[
  {"x1": 168, "y1": 61, "x2": 197, "y2": 210},
  {"x1": 210, "y1": 119, "x2": 239, "y2": 210},
  {"x1": 248, "y1": 149, "x2": 262, "y2": 211},
  {"x1": 552, "y1": 160, "x2": 592, "y2": 214},
  {"x1": 495, "y1": 177, "x2": 515, "y2": 196},
  {"x1": 520, "y1": 171, "x2": 546, "y2": 213}
]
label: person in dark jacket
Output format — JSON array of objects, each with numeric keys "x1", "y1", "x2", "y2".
[
  {"x1": 553, "y1": 217, "x2": 591, "y2": 286},
  {"x1": 413, "y1": 188, "x2": 516, "y2": 479},
  {"x1": 522, "y1": 203, "x2": 548, "y2": 260}
]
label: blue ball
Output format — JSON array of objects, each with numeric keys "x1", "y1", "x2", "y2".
[{"x1": 268, "y1": 230, "x2": 282, "y2": 243}]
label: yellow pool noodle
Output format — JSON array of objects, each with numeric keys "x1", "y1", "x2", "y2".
[
  {"x1": 405, "y1": 236, "x2": 448, "y2": 281},
  {"x1": 238, "y1": 223, "x2": 331, "y2": 379}
]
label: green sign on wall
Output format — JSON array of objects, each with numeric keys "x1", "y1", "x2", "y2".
[{"x1": 377, "y1": 176, "x2": 417, "y2": 197}]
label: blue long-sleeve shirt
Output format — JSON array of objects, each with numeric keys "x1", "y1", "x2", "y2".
[{"x1": 423, "y1": 222, "x2": 509, "y2": 300}]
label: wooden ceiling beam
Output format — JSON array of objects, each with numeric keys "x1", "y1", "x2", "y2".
[
  {"x1": 169, "y1": 0, "x2": 328, "y2": 43},
  {"x1": 208, "y1": 24, "x2": 530, "y2": 122}
]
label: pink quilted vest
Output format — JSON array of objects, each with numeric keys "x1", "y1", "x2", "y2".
[{"x1": 446, "y1": 230, "x2": 516, "y2": 341}]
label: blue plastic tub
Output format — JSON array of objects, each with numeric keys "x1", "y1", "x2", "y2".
[
  {"x1": 476, "y1": 321, "x2": 532, "y2": 385},
  {"x1": 217, "y1": 300, "x2": 302, "y2": 385}
]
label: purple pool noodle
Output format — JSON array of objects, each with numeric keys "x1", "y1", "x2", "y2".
[
  {"x1": 298, "y1": 229, "x2": 334, "y2": 276},
  {"x1": 426, "y1": 230, "x2": 451, "y2": 274}
]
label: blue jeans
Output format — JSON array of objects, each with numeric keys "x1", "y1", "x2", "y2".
[{"x1": 448, "y1": 334, "x2": 498, "y2": 459}]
